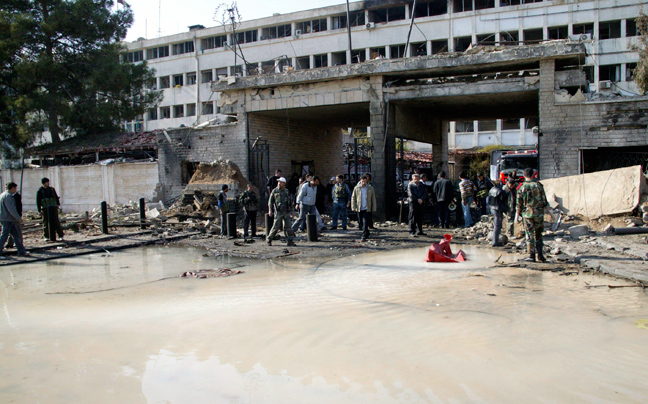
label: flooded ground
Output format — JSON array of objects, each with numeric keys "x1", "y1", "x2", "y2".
[{"x1": 1, "y1": 245, "x2": 647, "y2": 404}]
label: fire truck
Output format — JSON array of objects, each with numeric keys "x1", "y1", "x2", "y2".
[{"x1": 495, "y1": 149, "x2": 538, "y2": 185}]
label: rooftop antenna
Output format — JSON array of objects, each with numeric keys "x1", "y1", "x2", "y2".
[{"x1": 215, "y1": 2, "x2": 249, "y2": 74}]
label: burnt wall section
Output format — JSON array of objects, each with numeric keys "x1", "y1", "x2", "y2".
[
  {"x1": 157, "y1": 123, "x2": 247, "y2": 202},
  {"x1": 539, "y1": 60, "x2": 648, "y2": 179},
  {"x1": 248, "y1": 114, "x2": 344, "y2": 180}
]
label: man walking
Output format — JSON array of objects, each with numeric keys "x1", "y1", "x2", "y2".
[
  {"x1": 267, "y1": 178, "x2": 296, "y2": 246},
  {"x1": 432, "y1": 171, "x2": 454, "y2": 229},
  {"x1": 458, "y1": 171, "x2": 475, "y2": 228},
  {"x1": 239, "y1": 183, "x2": 259, "y2": 240},
  {"x1": 488, "y1": 180, "x2": 509, "y2": 247},
  {"x1": 516, "y1": 167, "x2": 549, "y2": 262},
  {"x1": 0, "y1": 182, "x2": 28, "y2": 258},
  {"x1": 502, "y1": 177, "x2": 517, "y2": 238},
  {"x1": 330, "y1": 175, "x2": 351, "y2": 230},
  {"x1": 36, "y1": 177, "x2": 64, "y2": 241},
  {"x1": 351, "y1": 175, "x2": 377, "y2": 242},
  {"x1": 407, "y1": 173, "x2": 427, "y2": 236},
  {"x1": 291, "y1": 177, "x2": 320, "y2": 234}
]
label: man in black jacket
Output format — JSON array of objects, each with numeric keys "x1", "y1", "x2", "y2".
[
  {"x1": 407, "y1": 173, "x2": 427, "y2": 236},
  {"x1": 36, "y1": 178, "x2": 64, "y2": 241},
  {"x1": 432, "y1": 171, "x2": 454, "y2": 229},
  {"x1": 5, "y1": 191, "x2": 21, "y2": 248}
]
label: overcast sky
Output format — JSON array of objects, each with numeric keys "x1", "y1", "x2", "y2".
[{"x1": 123, "y1": 0, "x2": 347, "y2": 42}]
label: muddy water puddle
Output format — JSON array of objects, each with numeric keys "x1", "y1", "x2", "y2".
[{"x1": 1, "y1": 245, "x2": 647, "y2": 403}]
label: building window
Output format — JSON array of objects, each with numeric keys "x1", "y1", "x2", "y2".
[
  {"x1": 523, "y1": 28, "x2": 543, "y2": 44},
  {"x1": 232, "y1": 65, "x2": 243, "y2": 76},
  {"x1": 351, "y1": 50, "x2": 366, "y2": 64},
  {"x1": 599, "y1": 20, "x2": 621, "y2": 40},
  {"x1": 524, "y1": 117, "x2": 539, "y2": 129},
  {"x1": 455, "y1": 121, "x2": 474, "y2": 133},
  {"x1": 296, "y1": 19, "x2": 327, "y2": 34},
  {"x1": 277, "y1": 58, "x2": 292, "y2": 72},
  {"x1": 502, "y1": 118, "x2": 520, "y2": 130},
  {"x1": 626, "y1": 63, "x2": 637, "y2": 81},
  {"x1": 454, "y1": 36, "x2": 472, "y2": 52},
  {"x1": 599, "y1": 64, "x2": 621, "y2": 82},
  {"x1": 172, "y1": 41, "x2": 194, "y2": 55},
  {"x1": 124, "y1": 50, "x2": 143, "y2": 63},
  {"x1": 453, "y1": 0, "x2": 473, "y2": 13},
  {"x1": 146, "y1": 46, "x2": 169, "y2": 60},
  {"x1": 296, "y1": 57, "x2": 310, "y2": 70},
  {"x1": 500, "y1": 31, "x2": 519, "y2": 45},
  {"x1": 261, "y1": 60, "x2": 276, "y2": 74},
  {"x1": 246, "y1": 63, "x2": 259, "y2": 76},
  {"x1": 215, "y1": 67, "x2": 228, "y2": 78},
  {"x1": 390, "y1": 44, "x2": 406, "y2": 59},
  {"x1": 186, "y1": 103, "x2": 196, "y2": 117},
  {"x1": 548, "y1": 26, "x2": 568, "y2": 40},
  {"x1": 234, "y1": 29, "x2": 258, "y2": 44},
  {"x1": 627, "y1": 19, "x2": 637, "y2": 37},
  {"x1": 148, "y1": 78, "x2": 157, "y2": 90},
  {"x1": 332, "y1": 51, "x2": 347, "y2": 65},
  {"x1": 173, "y1": 105, "x2": 184, "y2": 118},
  {"x1": 148, "y1": 109, "x2": 158, "y2": 121},
  {"x1": 413, "y1": 0, "x2": 447, "y2": 18},
  {"x1": 332, "y1": 15, "x2": 346, "y2": 30},
  {"x1": 173, "y1": 74, "x2": 183, "y2": 87},
  {"x1": 371, "y1": 6, "x2": 406, "y2": 23},
  {"x1": 201, "y1": 35, "x2": 227, "y2": 50},
  {"x1": 202, "y1": 102, "x2": 214, "y2": 115},
  {"x1": 476, "y1": 33, "x2": 496, "y2": 45},
  {"x1": 412, "y1": 42, "x2": 427, "y2": 56},
  {"x1": 330, "y1": 11, "x2": 364, "y2": 28},
  {"x1": 479, "y1": 120, "x2": 497, "y2": 132},
  {"x1": 201, "y1": 70, "x2": 213, "y2": 83},
  {"x1": 261, "y1": 24, "x2": 292, "y2": 40},
  {"x1": 186, "y1": 72, "x2": 197, "y2": 85},
  {"x1": 160, "y1": 107, "x2": 171, "y2": 119},
  {"x1": 474, "y1": 0, "x2": 495, "y2": 11},
  {"x1": 431, "y1": 40, "x2": 448, "y2": 54},
  {"x1": 370, "y1": 47, "x2": 386, "y2": 59},
  {"x1": 159, "y1": 76, "x2": 170, "y2": 89},
  {"x1": 313, "y1": 54, "x2": 328, "y2": 68},
  {"x1": 573, "y1": 23, "x2": 594, "y2": 37}
]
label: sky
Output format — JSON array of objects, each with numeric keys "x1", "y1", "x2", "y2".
[{"x1": 122, "y1": 0, "x2": 347, "y2": 42}]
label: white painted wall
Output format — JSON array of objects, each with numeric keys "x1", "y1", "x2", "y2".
[{"x1": 0, "y1": 162, "x2": 159, "y2": 213}]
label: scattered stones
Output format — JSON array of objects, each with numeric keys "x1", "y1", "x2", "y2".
[{"x1": 568, "y1": 224, "x2": 589, "y2": 237}]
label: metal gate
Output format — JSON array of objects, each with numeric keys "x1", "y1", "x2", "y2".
[
  {"x1": 249, "y1": 139, "x2": 270, "y2": 199},
  {"x1": 343, "y1": 137, "x2": 373, "y2": 186}
]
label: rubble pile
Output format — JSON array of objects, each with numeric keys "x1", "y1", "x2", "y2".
[{"x1": 187, "y1": 160, "x2": 248, "y2": 188}]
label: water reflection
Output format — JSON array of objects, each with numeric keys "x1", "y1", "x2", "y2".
[{"x1": 0, "y1": 246, "x2": 647, "y2": 403}]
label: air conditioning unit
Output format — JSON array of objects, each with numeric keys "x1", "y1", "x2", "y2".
[
  {"x1": 569, "y1": 33, "x2": 591, "y2": 41},
  {"x1": 295, "y1": 29, "x2": 302, "y2": 36},
  {"x1": 366, "y1": 22, "x2": 375, "y2": 29},
  {"x1": 599, "y1": 80, "x2": 612, "y2": 90}
]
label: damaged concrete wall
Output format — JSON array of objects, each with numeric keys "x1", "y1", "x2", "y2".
[
  {"x1": 539, "y1": 59, "x2": 648, "y2": 179},
  {"x1": 0, "y1": 162, "x2": 159, "y2": 213},
  {"x1": 157, "y1": 123, "x2": 247, "y2": 202},
  {"x1": 248, "y1": 114, "x2": 344, "y2": 179},
  {"x1": 541, "y1": 165, "x2": 646, "y2": 218}
]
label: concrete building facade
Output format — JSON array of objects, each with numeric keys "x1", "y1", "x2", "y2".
[{"x1": 125, "y1": 0, "x2": 642, "y2": 151}]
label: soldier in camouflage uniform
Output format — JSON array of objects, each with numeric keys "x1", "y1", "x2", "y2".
[
  {"x1": 516, "y1": 167, "x2": 548, "y2": 262},
  {"x1": 266, "y1": 177, "x2": 296, "y2": 246}
]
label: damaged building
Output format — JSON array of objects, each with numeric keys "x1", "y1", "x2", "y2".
[{"x1": 140, "y1": 0, "x2": 647, "y2": 218}]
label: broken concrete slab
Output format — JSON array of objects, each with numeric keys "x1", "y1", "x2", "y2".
[
  {"x1": 568, "y1": 225, "x2": 589, "y2": 237},
  {"x1": 541, "y1": 165, "x2": 647, "y2": 218}
]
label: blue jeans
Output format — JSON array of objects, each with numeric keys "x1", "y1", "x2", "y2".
[
  {"x1": 0, "y1": 222, "x2": 26, "y2": 255},
  {"x1": 331, "y1": 201, "x2": 348, "y2": 228},
  {"x1": 462, "y1": 197, "x2": 473, "y2": 227}
]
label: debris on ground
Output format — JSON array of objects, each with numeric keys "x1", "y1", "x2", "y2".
[{"x1": 179, "y1": 268, "x2": 245, "y2": 278}]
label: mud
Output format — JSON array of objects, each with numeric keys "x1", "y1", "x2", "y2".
[{"x1": 1, "y1": 245, "x2": 647, "y2": 403}]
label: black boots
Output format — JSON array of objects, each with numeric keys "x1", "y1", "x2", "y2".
[
  {"x1": 523, "y1": 252, "x2": 536, "y2": 262},
  {"x1": 536, "y1": 246, "x2": 546, "y2": 262}
]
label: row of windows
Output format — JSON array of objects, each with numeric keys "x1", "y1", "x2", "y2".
[
  {"x1": 147, "y1": 102, "x2": 217, "y2": 120},
  {"x1": 455, "y1": 118, "x2": 540, "y2": 133}
]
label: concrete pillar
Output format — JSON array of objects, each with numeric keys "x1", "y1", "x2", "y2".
[
  {"x1": 426, "y1": 40, "x2": 432, "y2": 56},
  {"x1": 327, "y1": 52, "x2": 333, "y2": 67},
  {"x1": 365, "y1": 48, "x2": 371, "y2": 61},
  {"x1": 309, "y1": 54, "x2": 315, "y2": 69},
  {"x1": 346, "y1": 50, "x2": 352, "y2": 65},
  {"x1": 538, "y1": 59, "x2": 558, "y2": 179}
]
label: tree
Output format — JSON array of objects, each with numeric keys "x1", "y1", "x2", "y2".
[
  {"x1": 1, "y1": 0, "x2": 161, "y2": 145},
  {"x1": 631, "y1": 12, "x2": 648, "y2": 95}
]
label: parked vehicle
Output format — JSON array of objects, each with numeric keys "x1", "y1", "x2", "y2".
[{"x1": 496, "y1": 149, "x2": 538, "y2": 185}]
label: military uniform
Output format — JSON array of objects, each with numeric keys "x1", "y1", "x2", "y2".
[
  {"x1": 502, "y1": 183, "x2": 517, "y2": 237},
  {"x1": 239, "y1": 189, "x2": 259, "y2": 239},
  {"x1": 516, "y1": 180, "x2": 548, "y2": 257},
  {"x1": 267, "y1": 187, "x2": 295, "y2": 245}
]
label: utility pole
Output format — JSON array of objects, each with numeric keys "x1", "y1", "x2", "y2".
[
  {"x1": 405, "y1": 0, "x2": 418, "y2": 57},
  {"x1": 345, "y1": 0, "x2": 353, "y2": 58}
]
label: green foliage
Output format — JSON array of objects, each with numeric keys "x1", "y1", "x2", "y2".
[
  {"x1": 630, "y1": 12, "x2": 648, "y2": 95},
  {"x1": 0, "y1": 0, "x2": 161, "y2": 146},
  {"x1": 467, "y1": 145, "x2": 509, "y2": 179}
]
